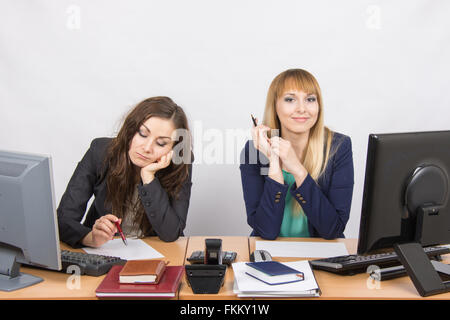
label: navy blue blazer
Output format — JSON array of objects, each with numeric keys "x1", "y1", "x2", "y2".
[{"x1": 239, "y1": 132, "x2": 354, "y2": 240}]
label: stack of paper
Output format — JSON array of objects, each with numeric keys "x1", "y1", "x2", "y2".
[{"x1": 232, "y1": 260, "x2": 320, "y2": 298}]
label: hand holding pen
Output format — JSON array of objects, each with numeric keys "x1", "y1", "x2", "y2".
[
  {"x1": 114, "y1": 220, "x2": 128, "y2": 246},
  {"x1": 251, "y1": 114, "x2": 303, "y2": 184},
  {"x1": 85, "y1": 214, "x2": 127, "y2": 248},
  {"x1": 250, "y1": 114, "x2": 272, "y2": 159},
  {"x1": 251, "y1": 114, "x2": 258, "y2": 127}
]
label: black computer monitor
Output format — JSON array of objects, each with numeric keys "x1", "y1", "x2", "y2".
[
  {"x1": 357, "y1": 130, "x2": 450, "y2": 255},
  {"x1": 357, "y1": 130, "x2": 450, "y2": 296},
  {"x1": 0, "y1": 150, "x2": 61, "y2": 292}
]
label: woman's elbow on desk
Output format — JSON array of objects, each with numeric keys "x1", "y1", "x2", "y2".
[
  {"x1": 258, "y1": 233, "x2": 279, "y2": 241},
  {"x1": 250, "y1": 224, "x2": 279, "y2": 240},
  {"x1": 156, "y1": 229, "x2": 183, "y2": 242},
  {"x1": 320, "y1": 233, "x2": 340, "y2": 241},
  {"x1": 247, "y1": 216, "x2": 278, "y2": 240},
  {"x1": 317, "y1": 221, "x2": 347, "y2": 240}
]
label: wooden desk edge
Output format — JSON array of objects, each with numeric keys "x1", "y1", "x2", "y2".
[{"x1": 2, "y1": 237, "x2": 450, "y2": 300}]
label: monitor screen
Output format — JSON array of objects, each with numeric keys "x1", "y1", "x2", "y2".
[
  {"x1": 357, "y1": 131, "x2": 450, "y2": 255},
  {"x1": 0, "y1": 150, "x2": 61, "y2": 291}
]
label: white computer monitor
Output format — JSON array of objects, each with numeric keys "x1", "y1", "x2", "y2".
[{"x1": 0, "y1": 150, "x2": 61, "y2": 292}]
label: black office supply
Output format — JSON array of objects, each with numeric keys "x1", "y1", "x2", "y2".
[
  {"x1": 250, "y1": 250, "x2": 272, "y2": 262},
  {"x1": 371, "y1": 260, "x2": 450, "y2": 282},
  {"x1": 205, "y1": 239, "x2": 223, "y2": 265},
  {"x1": 187, "y1": 250, "x2": 237, "y2": 265},
  {"x1": 185, "y1": 238, "x2": 227, "y2": 294},
  {"x1": 310, "y1": 245, "x2": 449, "y2": 275},
  {"x1": 431, "y1": 260, "x2": 450, "y2": 281},
  {"x1": 394, "y1": 243, "x2": 450, "y2": 297},
  {"x1": 371, "y1": 265, "x2": 407, "y2": 281},
  {"x1": 60, "y1": 250, "x2": 127, "y2": 277},
  {"x1": 185, "y1": 264, "x2": 227, "y2": 294}
]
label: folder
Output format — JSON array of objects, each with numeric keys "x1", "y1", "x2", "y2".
[{"x1": 96, "y1": 265, "x2": 183, "y2": 298}]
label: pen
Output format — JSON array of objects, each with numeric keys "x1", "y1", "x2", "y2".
[
  {"x1": 251, "y1": 114, "x2": 257, "y2": 127},
  {"x1": 114, "y1": 220, "x2": 128, "y2": 246}
]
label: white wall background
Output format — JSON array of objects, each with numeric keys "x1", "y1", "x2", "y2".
[{"x1": 1, "y1": 0, "x2": 449, "y2": 239}]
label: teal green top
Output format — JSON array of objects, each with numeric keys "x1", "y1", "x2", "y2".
[{"x1": 279, "y1": 170, "x2": 310, "y2": 237}]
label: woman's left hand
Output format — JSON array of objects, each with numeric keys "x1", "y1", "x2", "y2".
[
  {"x1": 270, "y1": 137, "x2": 308, "y2": 186},
  {"x1": 141, "y1": 150, "x2": 174, "y2": 184}
]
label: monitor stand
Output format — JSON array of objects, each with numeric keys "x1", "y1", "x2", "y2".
[
  {"x1": 394, "y1": 242, "x2": 450, "y2": 297},
  {"x1": 0, "y1": 247, "x2": 43, "y2": 292}
]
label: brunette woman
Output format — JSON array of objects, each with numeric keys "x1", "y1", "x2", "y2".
[{"x1": 57, "y1": 96, "x2": 193, "y2": 247}]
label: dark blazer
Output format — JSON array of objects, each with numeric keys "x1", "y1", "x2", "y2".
[
  {"x1": 57, "y1": 137, "x2": 193, "y2": 248},
  {"x1": 239, "y1": 132, "x2": 354, "y2": 240}
]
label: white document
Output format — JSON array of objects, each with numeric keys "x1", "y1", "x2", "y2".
[
  {"x1": 83, "y1": 238, "x2": 164, "y2": 260},
  {"x1": 232, "y1": 260, "x2": 320, "y2": 297},
  {"x1": 255, "y1": 240, "x2": 348, "y2": 258},
  {"x1": 232, "y1": 282, "x2": 318, "y2": 297}
]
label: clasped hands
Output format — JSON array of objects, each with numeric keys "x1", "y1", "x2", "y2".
[{"x1": 251, "y1": 121, "x2": 307, "y2": 186}]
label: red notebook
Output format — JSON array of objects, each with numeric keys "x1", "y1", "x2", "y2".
[{"x1": 96, "y1": 265, "x2": 184, "y2": 298}]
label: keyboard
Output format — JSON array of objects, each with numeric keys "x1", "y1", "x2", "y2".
[
  {"x1": 187, "y1": 250, "x2": 237, "y2": 266},
  {"x1": 310, "y1": 245, "x2": 450, "y2": 275},
  {"x1": 60, "y1": 250, "x2": 127, "y2": 277}
]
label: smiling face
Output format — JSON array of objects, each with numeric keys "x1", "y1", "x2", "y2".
[
  {"x1": 275, "y1": 89, "x2": 319, "y2": 136},
  {"x1": 128, "y1": 116, "x2": 175, "y2": 168},
  {"x1": 263, "y1": 69, "x2": 324, "y2": 139}
]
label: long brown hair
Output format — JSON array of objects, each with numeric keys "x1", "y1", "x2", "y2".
[{"x1": 104, "y1": 96, "x2": 191, "y2": 235}]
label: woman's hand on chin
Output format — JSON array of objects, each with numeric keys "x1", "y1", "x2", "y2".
[{"x1": 140, "y1": 150, "x2": 174, "y2": 184}]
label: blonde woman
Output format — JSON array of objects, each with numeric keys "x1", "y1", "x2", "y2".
[{"x1": 240, "y1": 69, "x2": 354, "y2": 240}]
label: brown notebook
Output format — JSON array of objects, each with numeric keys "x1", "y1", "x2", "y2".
[{"x1": 119, "y1": 259, "x2": 167, "y2": 284}]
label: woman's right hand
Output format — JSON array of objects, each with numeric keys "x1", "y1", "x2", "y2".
[
  {"x1": 82, "y1": 214, "x2": 120, "y2": 248},
  {"x1": 251, "y1": 118, "x2": 272, "y2": 159}
]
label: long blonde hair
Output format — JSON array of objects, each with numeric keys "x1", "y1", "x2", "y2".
[{"x1": 263, "y1": 69, "x2": 334, "y2": 216}]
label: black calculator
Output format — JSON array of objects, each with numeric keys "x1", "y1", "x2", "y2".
[{"x1": 187, "y1": 250, "x2": 237, "y2": 265}]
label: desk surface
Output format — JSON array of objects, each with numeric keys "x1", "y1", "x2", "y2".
[
  {"x1": 249, "y1": 237, "x2": 450, "y2": 300},
  {"x1": 1, "y1": 236, "x2": 449, "y2": 300},
  {"x1": 0, "y1": 237, "x2": 188, "y2": 300}
]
